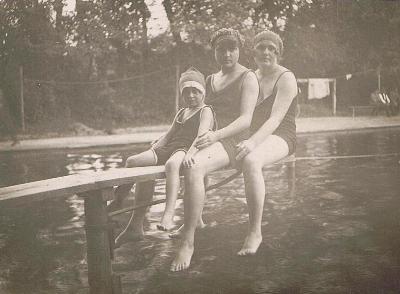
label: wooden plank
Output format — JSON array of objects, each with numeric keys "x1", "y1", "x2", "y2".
[
  {"x1": 0, "y1": 175, "x2": 87, "y2": 194},
  {"x1": 0, "y1": 174, "x2": 96, "y2": 205},
  {"x1": 0, "y1": 156, "x2": 295, "y2": 205},
  {"x1": 0, "y1": 166, "x2": 165, "y2": 204},
  {"x1": 92, "y1": 166, "x2": 165, "y2": 190}
]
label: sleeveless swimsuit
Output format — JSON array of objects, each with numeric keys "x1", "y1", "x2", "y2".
[
  {"x1": 152, "y1": 105, "x2": 216, "y2": 164},
  {"x1": 206, "y1": 69, "x2": 256, "y2": 167},
  {"x1": 250, "y1": 71, "x2": 297, "y2": 155}
]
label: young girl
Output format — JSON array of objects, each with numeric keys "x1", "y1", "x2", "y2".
[{"x1": 113, "y1": 67, "x2": 216, "y2": 246}]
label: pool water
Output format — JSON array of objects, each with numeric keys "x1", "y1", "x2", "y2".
[{"x1": 0, "y1": 129, "x2": 399, "y2": 293}]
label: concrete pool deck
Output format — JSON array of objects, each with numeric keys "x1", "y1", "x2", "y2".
[{"x1": 1, "y1": 116, "x2": 400, "y2": 152}]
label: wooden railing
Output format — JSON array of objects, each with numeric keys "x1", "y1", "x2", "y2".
[{"x1": 0, "y1": 155, "x2": 295, "y2": 294}]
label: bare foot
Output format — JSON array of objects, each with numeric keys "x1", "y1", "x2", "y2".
[
  {"x1": 157, "y1": 214, "x2": 175, "y2": 231},
  {"x1": 114, "y1": 229, "x2": 143, "y2": 248},
  {"x1": 237, "y1": 232, "x2": 262, "y2": 256},
  {"x1": 170, "y1": 240, "x2": 194, "y2": 272},
  {"x1": 169, "y1": 219, "x2": 207, "y2": 239}
]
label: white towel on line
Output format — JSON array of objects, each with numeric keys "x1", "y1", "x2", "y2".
[{"x1": 308, "y1": 78, "x2": 330, "y2": 99}]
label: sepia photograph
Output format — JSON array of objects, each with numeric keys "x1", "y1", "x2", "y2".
[{"x1": 0, "y1": 0, "x2": 399, "y2": 293}]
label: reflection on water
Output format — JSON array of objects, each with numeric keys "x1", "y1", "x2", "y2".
[
  {"x1": 0, "y1": 129, "x2": 399, "y2": 293},
  {"x1": 66, "y1": 153, "x2": 122, "y2": 174}
]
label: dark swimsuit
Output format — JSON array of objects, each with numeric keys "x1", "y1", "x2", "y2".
[
  {"x1": 152, "y1": 105, "x2": 216, "y2": 164},
  {"x1": 206, "y1": 69, "x2": 255, "y2": 168},
  {"x1": 250, "y1": 70, "x2": 297, "y2": 155}
]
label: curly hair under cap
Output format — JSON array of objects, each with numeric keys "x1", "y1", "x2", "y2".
[
  {"x1": 210, "y1": 28, "x2": 245, "y2": 48},
  {"x1": 254, "y1": 30, "x2": 284, "y2": 56}
]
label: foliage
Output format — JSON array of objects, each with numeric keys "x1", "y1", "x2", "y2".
[{"x1": 0, "y1": 0, "x2": 399, "y2": 135}]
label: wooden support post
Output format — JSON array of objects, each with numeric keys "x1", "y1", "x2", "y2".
[
  {"x1": 112, "y1": 274, "x2": 122, "y2": 294},
  {"x1": 82, "y1": 189, "x2": 113, "y2": 294}
]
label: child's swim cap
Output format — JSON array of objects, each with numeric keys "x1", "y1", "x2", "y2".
[{"x1": 179, "y1": 67, "x2": 206, "y2": 95}]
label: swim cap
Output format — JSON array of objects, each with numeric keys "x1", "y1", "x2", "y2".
[
  {"x1": 254, "y1": 30, "x2": 284, "y2": 56},
  {"x1": 179, "y1": 67, "x2": 206, "y2": 95},
  {"x1": 210, "y1": 28, "x2": 244, "y2": 48}
]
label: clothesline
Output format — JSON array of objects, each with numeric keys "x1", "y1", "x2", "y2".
[
  {"x1": 297, "y1": 66, "x2": 397, "y2": 82},
  {"x1": 297, "y1": 68, "x2": 383, "y2": 100},
  {"x1": 24, "y1": 66, "x2": 392, "y2": 86},
  {"x1": 298, "y1": 68, "x2": 378, "y2": 82}
]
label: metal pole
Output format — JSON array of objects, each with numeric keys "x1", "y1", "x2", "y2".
[
  {"x1": 19, "y1": 66, "x2": 25, "y2": 132},
  {"x1": 175, "y1": 64, "x2": 180, "y2": 113}
]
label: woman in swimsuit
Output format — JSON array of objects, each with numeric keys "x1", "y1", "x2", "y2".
[
  {"x1": 235, "y1": 30, "x2": 298, "y2": 256},
  {"x1": 170, "y1": 28, "x2": 259, "y2": 271}
]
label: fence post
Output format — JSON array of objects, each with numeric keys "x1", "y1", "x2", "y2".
[
  {"x1": 332, "y1": 79, "x2": 337, "y2": 116},
  {"x1": 378, "y1": 69, "x2": 381, "y2": 92},
  {"x1": 19, "y1": 66, "x2": 25, "y2": 132}
]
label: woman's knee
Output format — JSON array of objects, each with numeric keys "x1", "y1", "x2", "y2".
[
  {"x1": 183, "y1": 161, "x2": 206, "y2": 180},
  {"x1": 242, "y1": 153, "x2": 263, "y2": 174}
]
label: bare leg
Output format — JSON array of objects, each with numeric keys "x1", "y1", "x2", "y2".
[
  {"x1": 168, "y1": 175, "x2": 209, "y2": 237},
  {"x1": 113, "y1": 150, "x2": 157, "y2": 247},
  {"x1": 114, "y1": 180, "x2": 156, "y2": 247},
  {"x1": 157, "y1": 151, "x2": 186, "y2": 231},
  {"x1": 238, "y1": 135, "x2": 289, "y2": 256},
  {"x1": 107, "y1": 150, "x2": 156, "y2": 212},
  {"x1": 171, "y1": 142, "x2": 229, "y2": 271}
]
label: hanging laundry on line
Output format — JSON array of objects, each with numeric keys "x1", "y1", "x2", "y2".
[{"x1": 308, "y1": 78, "x2": 330, "y2": 99}]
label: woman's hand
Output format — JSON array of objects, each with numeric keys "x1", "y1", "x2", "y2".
[
  {"x1": 235, "y1": 139, "x2": 256, "y2": 161},
  {"x1": 195, "y1": 131, "x2": 218, "y2": 149},
  {"x1": 182, "y1": 151, "x2": 196, "y2": 168}
]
